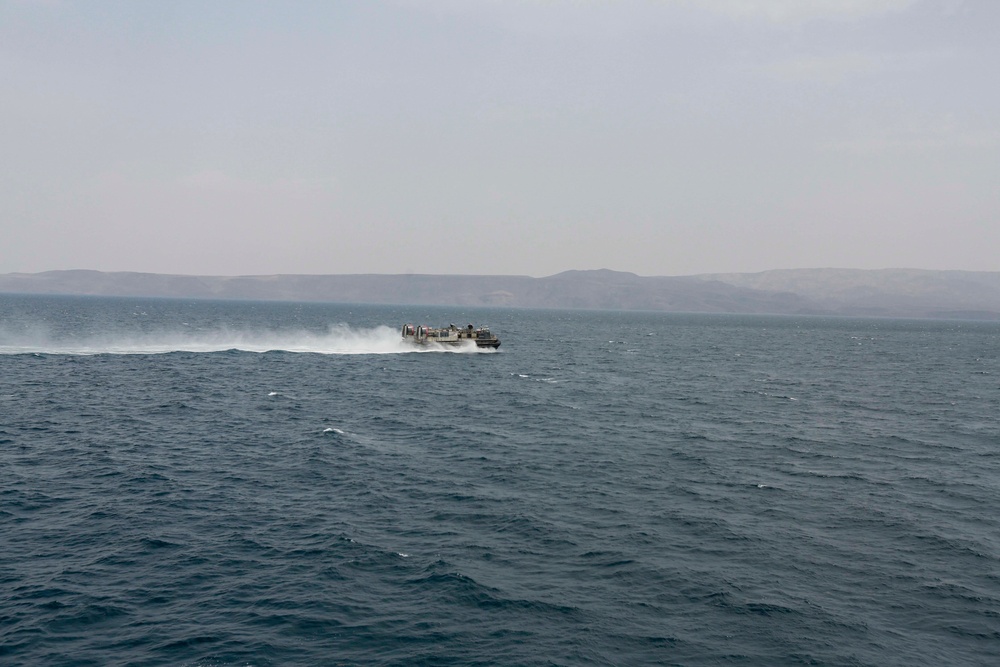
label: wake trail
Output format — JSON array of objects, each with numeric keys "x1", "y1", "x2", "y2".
[{"x1": 0, "y1": 324, "x2": 494, "y2": 356}]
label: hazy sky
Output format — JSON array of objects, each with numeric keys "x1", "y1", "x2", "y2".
[{"x1": 2, "y1": 0, "x2": 997, "y2": 277}]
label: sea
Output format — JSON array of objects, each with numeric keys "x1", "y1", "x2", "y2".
[{"x1": 2, "y1": 293, "x2": 999, "y2": 666}]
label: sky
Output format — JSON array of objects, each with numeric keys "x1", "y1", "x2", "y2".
[{"x1": 2, "y1": 0, "x2": 997, "y2": 278}]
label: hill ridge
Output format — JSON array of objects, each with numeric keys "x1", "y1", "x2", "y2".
[{"x1": 2, "y1": 268, "x2": 999, "y2": 320}]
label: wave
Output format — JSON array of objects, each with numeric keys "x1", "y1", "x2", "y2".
[{"x1": 0, "y1": 324, "x2": 494, "y2": 356}]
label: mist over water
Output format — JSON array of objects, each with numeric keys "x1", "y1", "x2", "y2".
[
  {"x1": 0, "y1": 323, "x2": 490, "y2": 355},
  {"x1": 3, "y1": 294, "x2": 999, "y2": 666},
  {"x1": 0, "y1": 296, "x2": 493, "y2": 355}
]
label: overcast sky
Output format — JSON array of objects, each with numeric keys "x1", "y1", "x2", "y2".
[{"x1": 2, "y1": 0, "x2": 997, "y2": 277}]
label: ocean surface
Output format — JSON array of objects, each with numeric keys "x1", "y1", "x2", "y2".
[{"x1": 2, "y1": 294, "x2": 999, "y2": 666}]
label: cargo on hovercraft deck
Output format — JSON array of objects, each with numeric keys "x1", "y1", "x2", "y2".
[{"x1": 401, "y1": 323, "x2": 500, "y2": 349}]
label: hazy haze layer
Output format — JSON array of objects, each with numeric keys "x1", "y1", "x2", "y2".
[{"x1": 2, "y1": 1, "x2": 997, "y2": 276}]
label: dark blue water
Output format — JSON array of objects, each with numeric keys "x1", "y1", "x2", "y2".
[{"x1": 2, "y1": 294, "x2": 999, "y2": 666}]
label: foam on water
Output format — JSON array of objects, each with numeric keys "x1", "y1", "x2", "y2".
[{"x1": 0, "y1": 323, "x2": 494, "y2": 356}]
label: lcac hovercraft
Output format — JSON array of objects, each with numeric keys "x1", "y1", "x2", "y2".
[{"x1": 401, "y1": 323, "x2": 500, "y2": 349}]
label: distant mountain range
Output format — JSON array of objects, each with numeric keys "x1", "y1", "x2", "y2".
[{"x1": 2, "y1": 268, "x2": 1000, "y2": 320}]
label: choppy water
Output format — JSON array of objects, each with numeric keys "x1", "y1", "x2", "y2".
[{"x1": 2, "y1": 294, "x2": 999, "y2": 666}]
